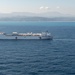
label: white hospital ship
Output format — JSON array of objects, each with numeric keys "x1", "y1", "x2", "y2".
[{"x1": 0, "y1": 31, "x2": 53, "y2": 40}]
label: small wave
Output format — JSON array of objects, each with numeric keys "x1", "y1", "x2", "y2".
[{"x1": 54, "y1": 38, "x2": 75, "y2": 41}]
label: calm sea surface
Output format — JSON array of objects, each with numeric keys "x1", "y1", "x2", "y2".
[{"x1": 0, "y1": 21, "x2": 75, "y2": 75}]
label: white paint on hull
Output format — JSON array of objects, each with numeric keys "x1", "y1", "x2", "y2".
[{"x1": 0, "y1": 31, "x2": 53, "y2": 40}]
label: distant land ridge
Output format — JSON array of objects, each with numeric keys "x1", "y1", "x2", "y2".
[{"x1": 0, "y1": 12, "x2": 75, "y2": 21}]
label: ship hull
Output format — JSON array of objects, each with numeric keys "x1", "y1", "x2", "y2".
[{"x1": 0, "y1": 35, "x2": 52, "y2": 40}]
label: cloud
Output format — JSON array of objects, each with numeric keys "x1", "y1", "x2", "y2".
[
  {"x1": 45, "y1": 7, "x2": 49, "y2": 10},
  {"x1": 40, "y1": 6, "x2": 49, "y2": 10},
  {"x1": 40, "y1": 6, "x2": 44, "y2": 10},
  {"x1": 56, "y1": 6, "x2": 60, "y2": 9}
]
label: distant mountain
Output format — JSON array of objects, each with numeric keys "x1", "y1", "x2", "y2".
[
  {"x1": 0, "y1": 12, "x2": 74, "y2": 17},
  {"x1": 0, "y1": 12, "x2": 75, "y2": 21}
]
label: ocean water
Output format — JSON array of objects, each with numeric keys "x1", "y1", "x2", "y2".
[{"x1": 0, "y1": 21, "x2": 75, "y2": 75}]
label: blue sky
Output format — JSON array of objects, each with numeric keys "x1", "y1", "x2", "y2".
[{"x1": 0, "y1": 0, "x2": 75, "y2": 15}]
